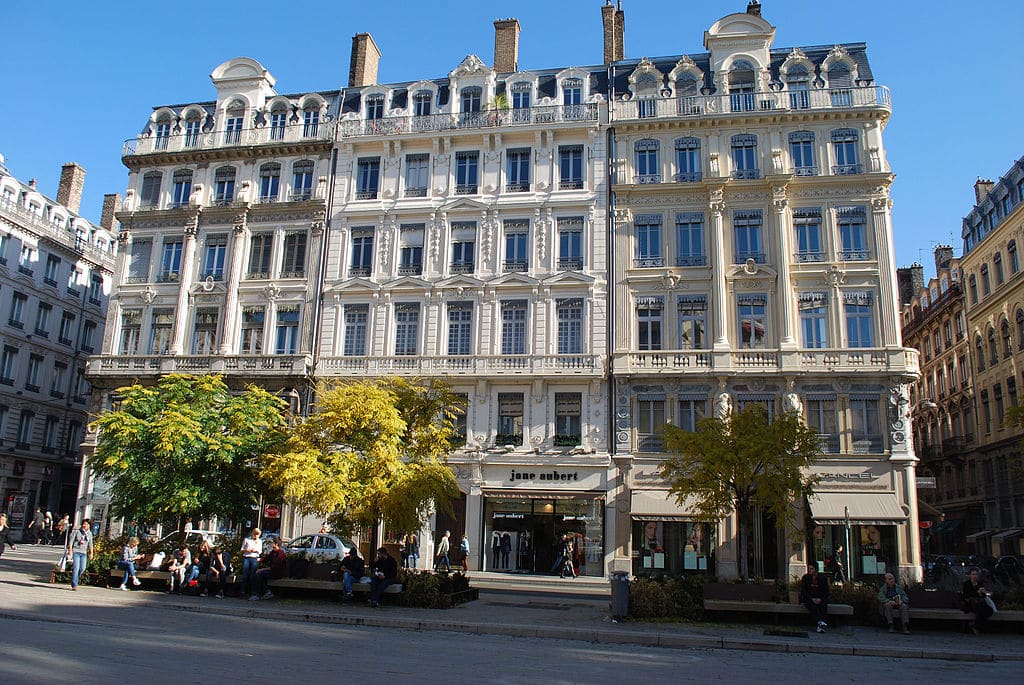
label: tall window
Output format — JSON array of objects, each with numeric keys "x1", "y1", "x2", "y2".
[
  {"x1": 0, "y1": 346, "x2": 16, "y2": 384},
  {"x1": 18, "y1": 245, "x2": 35, "y2": 276},
  {"x1": 506, "y1": 148, "x2": 531, "y2": 192},
  {"x1": 1002, "y1": 319, "x2": 1013, "y2": 358},
  {"x1": 365, "y1": 95, "x2": 385, "y2": 120},
  {"x1": 677, "y1": 395, "x2": 707, "y2": 432},
  {"x1": 140, "y1": 172, "x2": 162, "y2": 208},
  {"x1": 980, "y1": 264, "x2": 991, "y2": 296},
  {"x1": 461, "y1": 86, "x2": 482, "y2": 113},
  {"x1": 562, "y1": 78, "x2": 583, "y2": 110},
  {"x1": 793, "y1": 208, "x2": 823, "y2": 262},
  {"x1": 789, "y1": 131, "x2": 816, "y2": 175},
  {"x1": 828, "y1": 62, "x2": 853, "y2": 106},
  {"x1": 511, "y1": 82, "x2": 531, "y2": 121},
  {"x1": 25, "y1": 354, "x2": 42, "y2": 391},
  {"x1": 805, "y1": 397, "x2": 839, "y2": 452},
  {"x1": 675, "y1": 212, "x2": 705, "y2": 266},
  {"x1": 154, "y1": 118, "x2": 171, "y2": 150},
  {"x1": 34, "y1": 302, "x2": 51, "y2": 337},
  {"x1": 239, "y1": 307, "x2": 264, "y2": 354},
  {"x1": 497, "y1": 393, "x2": 524, "y2": 446},
  {"x1": 786, "y1": 66, "x2": 810, "y2": 109},
  {"x1": 831, "y1": 128, "x2": 861, "y2": 174},
  {"x1": 160, "y1": 239, "x2": 183, "y2": 282},
  {"x1": 799, "y1": 293, "x2": 829, "y2": 348},
  {"x1": 274, "y1": 305, "x2": 300, "y2": 354},
  {"x1": 637, "y1": 397, "x2": 666, "y2": 451},
  {"x1": 292, "y1": 160, "x2": 314, "y2": 200},
  {"x1": 850, "y1": 397, "x2": 882, "y2": 452},
  {"x1": 558, "y1": 217, "x2": 584, "y2": 270},
  {"x1": 733, "y1": 210, "x2": 764, "y2": 263},
  {"x1": 412, "y1": 91, "x2": 432, "y2": 117},
  {"x1": 16, "y1": 411, "x2": 33, "y2": 448},
  {"x1": 192, "y1": 308, "x2": 219, "y2": 354},
  {"x1": 637, "y1": 297, "x2": 663, "y2": 351},
  {"x1": 281, "y1": 232, "x2": 307, "y2": 278},
  {"x1": 674, "y1": 137, "x2": 701, "y2": 182},
  {"x1": 447, "y1": 303, "x2": 473, "y2": 356},
  {"x1": 50, "y1": 363, "x2": 66, "y2": 398},
  {"x1": 727, "y1": 60, "x2": 756, "y2": 112},
  {"x1": 356, "y1": 157, "x2": 381, "y2": 199},
  {"x1": 501, "y1": 300, "x2": 528, "y2": 355},
  {"x1": 634, "y1": 214, "x2": 663, "y2": 267},
  {"x1": 844, "y1": 292, "x2": 874, "y2": 347},
  {"x1": 394, "y1": 304, "x2": 420, "y2": 356},
  {"x1": 405, "y1": 154, "x2": 429, "y2": 197},
  {"x1": 398, "y1": 224, "x2": 424, "y2": 275},
  {"x1": 247, "y1": 233, "x2": 272, "y2": 279},
  {"x1": 342, "y1": 305, "x2": 368, "y2": 356},
  {"x1": 455, "y1": 151, "x2": 479, "y2": 194},
  {"x1": 450, "y1": 222, "x2": 476, "y2": 273},
  {"x1": 119, "y1": 309, "x2": 142, "y2": 354},
  {"x1": 269, "y1": 107, "x2": 287, "y2": 140},
  {"x1": 184, "y1": 115, "x2": 202, "y2": 147},
  {"x1": 149, "y1": 309, "x2": 174, "y2": 354},
  {"x1": 350, "y1": 229, "x2": 374, "y2": 277},
  {"x1": 677, "y1": 297, "x2": 707, "y2": 349},
  {"x1": 994, "y1": 252, "x2": 1006, "y2": 285},
  {"x1": 58, "y1": 312, "x2": 75, "y2": 345},
  {"x1": 730, "y1": 134, "x2": 759, "y2": 179},
  {"x1": 302, "y1": 105, "x2": 320, "y2": 137},
  {"x1": 259, "y1": 163, "x2": 281, "y2": 202},
  {"x1": 555, "y1": 393, "x2": 582, "y2": 446},
  {"x1": 1009, "y1": 241, "x2": 1020, "y2": 274},
  {"x1": 9, "y1": 293, "x2": 26, "y2": 328},
  {"x1": 635, "y1": 139, "x2": 660, "y2": 183},
  {"x1": 558, "y1": 145, "x2": 584, "y2": 189},
  {"x1": 202, "y1": 234, "x2": 227, "y2": 280},
  {"x1": 213, "y1": 166, "x2": 236, "y2": 205},
  {"x1": 737, "y1": 294, "x2": 767, "y2": 348},
  {"x1": 556, "y1": 299, "x2": 583, "y2": 354},
  {"x1": 171, "y1": 169, "x2": 192, "y2": 207},
  {"x1": 224, "y1": 105, "x2": 244, "y2": 144},
  {"x1": 838, "y1": 207, "x2": 869, "y2": 261},
  {"x1": 44, "y1": 254, "x2": 61, "y2": 286},
  {"x1": 503, "y1": 220, "x2": 529, "y2": 272}
]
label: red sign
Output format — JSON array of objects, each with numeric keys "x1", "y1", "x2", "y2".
[
  {"x1": 263, "y1": 504, "x2": 281, "y2": 518},
  {"x1": 919, "y1": 521, "x2": 933, "y2": 529}
]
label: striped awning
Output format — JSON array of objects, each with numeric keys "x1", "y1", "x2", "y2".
[
  {"x1": 630, "y1": 489, "x2": 701, "y2": 521},
  {"x1": 808, "y1": 492, "x2": 907, "y2": 525},
  {"x1": 991, "y1": 528, "x2": 1023, "y2": 543}
]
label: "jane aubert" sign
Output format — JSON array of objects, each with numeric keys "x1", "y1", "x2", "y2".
[{"x1": 509, "y1": 469, "x2": 580, "y2": 483}]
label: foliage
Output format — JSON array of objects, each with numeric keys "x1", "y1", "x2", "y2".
[
  {"x1": 997, "y1": 584, "x2": 1024, "y2": 610},
  {"x1": 830, "y1": 580, "x2": 885, "y2": 624},
  {"x1": 50, "y1": 536, "x2": 122, "y2": 587},
  {"x1": 660, "y1": 405, "x2": 823, "y2": 581},
  {"x1": 261, "y1": 378, "x2": 464, "y2": 537},
  {"x1": 394, "y1": 569, "x2": 473, "y2": 608},
  {"x1": 89, "y1": 375, "x2": 288, "y2": 525},
  {"x1": 628, "y1": 575, "x2": 706, "y2": 620}
]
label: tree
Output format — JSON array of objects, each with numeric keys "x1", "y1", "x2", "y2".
[
  {"x1": 89, "y1": 374, "x2": 289, "y2": 527},
  {"x1": 260, "y1": 377, "x2": 463, "y2": 537},
  {"x1": 659, "y1": 405, "x2": 822, "y2": 581}
]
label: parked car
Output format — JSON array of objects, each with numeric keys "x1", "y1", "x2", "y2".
[
  {"x1": 280, "y1": 533, "x2": 357, "y2": 560},
  {"x1": 158, "y1": 529, "x2": 225, "y2": 553}
]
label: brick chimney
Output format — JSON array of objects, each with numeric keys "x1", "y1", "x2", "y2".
[
  {"x1": 974, "y1": 178, "x2": 995, "y2": 204},
  {"x1": 896, "y1": 264, "x2": 925, "y2": 306},
  {"x1": 747, "y1": 1, "x2": 762, "y2": 16},
  {"x1": 602, "y1": 2, "x2": 624, "y2": 64},
  {"x1": 493, "y1": 18, "x2": 521, "y2": 73},
  {"x1": 349, "y1": 33, "x2": 382, "y2": 88},
  {"x1": 57, "y1": 162, "x2": 86, "y2": 213},
  {"x1": 614, "y1": 2, "x2": 625, "y2": 63},
  {"x1": 934, "y1": 245, "x2": 954, "y2": 272},
  {"x1": 100, "y1": 193, "x2": 122, "y2": 231}
]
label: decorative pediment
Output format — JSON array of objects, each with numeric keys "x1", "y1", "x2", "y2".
[
  {"x1": 780, "y1": 47, "x2": 815, "y2": 77},
  {"x1": 437, "y1": 197, "x2": 491, "y2": 213},
  {"x1": 628, "y1": 58, "x2": 666, "y2": 99},
  {"x1": 326, "y1": 278, "x2": 383, "y2": 295},
  {"x1": 487, "y1": 272, "x2": 540, "y2": 288},
  {"x1": 450, "y1": 54, "x2": 490, "y2": 78},
  {"x1": 435, "y1": 274, "x2": 485, "y2": 290},
  {"x1": 726, "y1": 260, "x2": 779, "y2": 283},
  {"x1": 542, "y1": 271, "x2": 596, "y2": 287},
  {"x1": 382, "y1": 275, "x2": 431, "y2": 291}
]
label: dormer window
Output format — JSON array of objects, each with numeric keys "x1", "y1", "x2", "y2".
[
  {"x1": 302, "y1": 105, "x2": 320, "y2": 137},
  {"x1": 154, "y1": 116, "x2": 172, "y2": 150},
  {"x1": 366, "y1": 95, "x2": 385, "y2": 120},
  {"x1": 224, "y1": 103, "x2": 245, "y2": 144},
  {"x1": 184, "y1": 113, "x2": 202, "y2": 147},
  {"x1": 461, "y1": 87, "x2": 482, "y2": 113},
  {"x1": 786, "y1": 66, "x2": 810, "y2": 109},
  {"x1": 269, "y1": 105, "x2": 287, "y2": 140},
  {"x1": 635, "y1": 73, "x2": 660, "y2": 118},
  {"x1": 412, "y1": 91, "x2": 432, "y2": 117},
  {"x1": 510, "y1": 82, "x2": 531, "y2": 110},
  {"x1": 562, "y1": 78, "x2": 582, "y2": 105},
  {"x1": 728, "y1": 60, "x2": 756, "y2": 112},
  {"x1": 828, "y1": 63, "x2": 853, "y2": 106},
  {"x1": 676, "y1": 72, "x2": 700, "y2": 97}
]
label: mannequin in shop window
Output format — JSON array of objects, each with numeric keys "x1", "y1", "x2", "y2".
[
  {"x1": 491, "y1": 531, "x2": 502, "y2": 569},
  {"x1": 644, "y1": 521, "x2": 664, "y2": 552}
]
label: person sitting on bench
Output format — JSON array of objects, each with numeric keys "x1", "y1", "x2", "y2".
[{"x1": 368, "y1": 547, "x2": 398, "y2": 608}]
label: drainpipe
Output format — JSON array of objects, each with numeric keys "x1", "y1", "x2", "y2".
[{"x1": 606, "y1": 62, "x2": 617, "y2": 458}]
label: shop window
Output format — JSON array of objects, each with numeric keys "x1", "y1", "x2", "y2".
[
  {"x1": 632, "y1": 521, "x2": 714, "y2": 576},
  {"x1": 808, "y1": 523, "x2": 896, "y2": 580},
  {"x1": 497, "y1": 393, "x2": 524, "y2": 446}
]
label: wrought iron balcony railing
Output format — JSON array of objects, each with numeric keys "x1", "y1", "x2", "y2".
[{"x1": 338, "y1": 104, "x2": 599, "y2": 138}]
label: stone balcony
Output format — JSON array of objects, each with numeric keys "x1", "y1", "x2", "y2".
[
  {"x1": 122, "y1": 121, "x2": 335, "y2": 159},
  {"x1": 613, "y1": 346, "x2": 920, "y2": 377},
  {"x1": 0, "y1": 198, "x2": 116, "y2": 268},
  {"x1": 338, "y1": 104, "x2": 599, "y2": 138},
  {"x1": 318, "y1": 353, "x2": 604, "y2": 378},
  {"x1": 86, "y1": 354, "x2": 313, "y2": 379}
]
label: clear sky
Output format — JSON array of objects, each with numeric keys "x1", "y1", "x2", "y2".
[{"x1": 2, "y1": 1, "x2": 1021, "y2": 279}]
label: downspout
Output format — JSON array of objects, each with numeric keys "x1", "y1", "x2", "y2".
[{"x1": 606, "y1": 62, "x2": 617, "y2": 459}]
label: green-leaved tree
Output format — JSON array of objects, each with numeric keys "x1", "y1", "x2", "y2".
[{"x1": 660, "y1": 404, "x2": 823, "y2": 581}]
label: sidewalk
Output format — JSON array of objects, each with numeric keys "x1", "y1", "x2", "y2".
[{"x1": 2, "y1": 547, "x2": 1021, "y2": 662}]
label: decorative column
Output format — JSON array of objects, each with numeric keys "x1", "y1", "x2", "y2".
[
  {"x1": 773, "y1": 186, "x2": 796, "y2": 348},
  {"x1": 871, "y1": 185, "x2": 901, "y2": 347},
  {"x1": 302, "y1": 211, "x2": 326, "y2": 355},
  {"x1": 170, "y1": 212, "x2": 200, "y2": 355},
  {"x1": 708, "y1": 189, "x2": 729, "y2": 350},
  {"x1": 218, "y1": 212, "x2": 249, "y2": 355}
]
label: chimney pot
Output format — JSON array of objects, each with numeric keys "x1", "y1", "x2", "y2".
[
  {"x1": 747, "y1": 1, "x2": 762, "y2": 16},
  {"x1": 602, "y1": 2, "x2": 625, "y2": 64},
  {"x1": 349, "y1": 33, "x2": 382, "y2": 88},
  {"x1": 974, "y1": 177, "x2": 995, "y2": 204},
  {"x1": 57, "y1": 162, "x2": 86, "y2": 214}
]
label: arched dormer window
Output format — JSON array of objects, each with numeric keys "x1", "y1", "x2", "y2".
[
  {"x1": 634, "y1": 72, "x2": 661, "y2": 118},
  {"x1": 412, "y1": 90, "x2": 433, "y2": 117},
  {"x1": 676, "y1": 72, "x2": 700, "y2": 97},
  {"x1": 786, "y1": 65, "x2": 810, "y2": 109},
  {"x1": 213, "y1": 166, "x2": 236, "y2": 205},
  {"x1": 302, "y1": 102, "x2": 321, "y2": 137},
  {"x1": 562, "y1": 78, "x2": 583, "y2": 106},
  {"x1": 171, "y1": 169, "x2": 193, "y2": 208},
  {"x1": 259, "y1": 163, "x2": 281, "y2": 203},
  {"x1": 268, "y1": 103, "x2": 288, "y2": 140},
  {"x1": 634, "y1": 139, "x2": 660, "y2": 184},
  {"x1": 728, "y1": 60, "x2": 756, "y2": 112},
  {"x1": 140, "y1": 171, "x2": 163, "y2": 209},
  {"x1": 509, "y1": 82, "x2": 531, "y2": 111},
  {"x1": 292, "y1": 160, "x2": 315, "y2": 201},
  {"x1": 674, "y1": 137, "x2": 701, "y2": 182},
  {"x1": 365, "y1": 94, "x2": 385, "y2": 120},
  {"x1": 461, "y1": 86, "x2": 482, "y2": 113},
  {"x1": 154, "y1": 114, "x2": 173, "y2": 150},
  {"x1": 827, "y1": 62, "x2": 853, "y2": 106},
  {"x1": 184, "y1": 111, "x2": 203, "y2": 147},
  {"x1": 831, "y1": 128, "x2": 861, "y2": 175}
]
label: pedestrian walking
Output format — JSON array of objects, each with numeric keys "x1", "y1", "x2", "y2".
[
  {"x1": 240, "y1": 527, "x2": 262, "y2": 599},
  {"x1": 459, "y1": 534, "x2": 470, "y2": 571},
  {"x1": 30, "y1": 508, "x2": 45, "y2": 544},
  {"x1": 66, "y1": 519, "x2": 94, "y2": 591},
  {"x1": 435, "y1": 530, "x2": 451, "y2": 572},
  {"x1": 0, "y1": 514, "x2": 16, "y2": 571},
  {"x1": 406, "y1": 533, "x2": 419, "y2": 570}
]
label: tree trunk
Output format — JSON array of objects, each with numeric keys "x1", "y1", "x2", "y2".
[{"x1": 736, "y1": 502, "x2": 751, "y2": 582}]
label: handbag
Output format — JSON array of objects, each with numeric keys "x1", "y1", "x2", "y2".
[
  {"x1": 57, "y1": 552, "x2": 68, "y2": 572},
  {"x1": 984, "y1": 595, "x2": 998, "y2": 614}
]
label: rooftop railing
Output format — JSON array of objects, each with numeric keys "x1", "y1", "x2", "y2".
[
  {"x1": 123, "y1": 121, "x2": 336, "y2": 157},
  {"x1": 339, "y1": 104, "x2": 599, "y2": 138},
  {"x1": 0, "y1": 198, "x2": 115, "y2": 266}
]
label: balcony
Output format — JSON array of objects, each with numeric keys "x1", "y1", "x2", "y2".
[
  {"x1": 793, "y1": 166, "x2": 818, "y2": 177},
  {"x1": 674, "y1": 171, "x2": 702, "y2": 183},
  {"x1": 794, "y1": 251, "x2": 825, "y2": 263},
  {"x1": 404, "y1": 188, "x2": 428, "y2": 198},
  {"x1": 832, "y1": 164, "x2": 864, "y2": 175},
  {"x1": 633, "y1": 257, "x2": 664, "y2": 268},
  {"x1": 449, "y1": 261, "x2": 475, "y2": 274},
  {"x1": 557, "y1": 258, "x2": 583, "y2": 271},
  {"x1": 611, "y1": 86, "x2": 891, "y2": 123},
  {"x1": 318, "y1": 353, "x2": 604, "y2": 378},
  {"x1": 674, "y1": 255, "x2": 707, "y2": 267},
  {"x1": 349, "y1": 266, "x2": 372, "y2": 278},
  {"x1": 734, "y1": 252, "x2": 766, "y2": 264},
  {"x1": 0, "y1": 198, "x2": 115, "y2": 268},
  {"x1": 503, "y1": 260, "x2": 528, "y2": 273},
  {"x1": 559, "y1": 180, "x2": 584, "y2": 191},
  {"x1": 506, "y1": 182, "x2": 530, "y2": 193},
  {"x1": 635, "y1": 174, "x2": 662, "y2": 184},
  {"x1": 613, "y1": 346, "x2": 920, "y2": 376},
  {"x1": 732, "y1": 169, "x2": 760, "y2": 180},
  {"x1": 354, "y1": 190, "x2": 378, "y2": 200},
  {"x1": 88, "y1": 354, "x2": 313, "y2": 378},
  {"x1": 338, "y1": 104, "x2": 599, "y2": 138},
  {"x1": 455, "y1": 184, "x2": 478, "y2": 196},
  {"x1": 839, "y1": 250, "x2": 871, "y2": 261},
  {"x1": 123, "y1": 121, "x2": 336, "y2": 158},
  {"x1": 397, "y1": 264, "x2": 422, "y2": 276}
]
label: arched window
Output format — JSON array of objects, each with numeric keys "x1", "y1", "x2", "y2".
[
  {"x1": 728, "y1": 60, "x2": 756, "y2": 112},
  {"x1": 302, "y1": 102, "x2": 321, "y2": 137},
  {"x1": 993, "y1": 252, "x2": 1005, "y2": 284},
  {"x1": 224, "y1": 101, "x2": 245, "y2": 144},
  {"x1": 988, "y1": 327, "x2": 999, "y2": 365},
  {"x1": 730, "y1": 134, "x2": 758, "y2": 179},
  {"x1": 980, "y1": 264, "x2": 992, "y2": 296},
  {"x1": 786, "y1": 65, "x2": 810, "y2": 109},
  {"x1": 413, "y1": 90, "x2": 433, "y2": 116},
  {"x1": 140, "y1": 171, "x2": 163, "y2": 208},
  {"x1": 509, "y1": 82, "x2": 531, "y2": 112},
  {"x1": 259, "y1": 163, "x2": 281, "y2": 203},
  {"x1": 1002, "y1": 318, "x2": 1013, "y2": 358},
  {"x1": 213, "y1": 166, "x2": 236, "y2": 205},
  {"x1": 1009, "y1": 240, "x2": 1020, "y2": 274},
  {"x1": 676, "y1": 72, "x2": 700, "y2": 97},
  {"x1": 184, "y1": 112, "x2": 203, "y2": 147},
  {"x1": 292, "y1": 160, "x2": 315, "y2": 200},
  {"x1": 968, "y1": 274, "x2": 978, "y2": 304},
  {"x1": 154, "y1": 114, "x2": 172, "y2": 150},
  {"x1": 674, "y1": 137, "x2": 701, "y2": 182},
  {"x1": 831, "y1": 128, "x2": 861, "y2": 174},
  {"x1": 634, "y1": 139, "x2": 660, "y2": 183},
  {"x1": 1017, "y1": 309, "x2": 1024, "y2": 351},
  {"x1": 269, "y1": 104, "x2": 288, "y2": 140},
  {"x1": 828, "y1": 62, "x2": 853, "y2": 105},
  {"x1": 365, "y1": 94, "x2": 385, "y2": 120},
  {"x1": 635, "y1": 73, "x2": 660, "y2": 118},
  {"x1": 171, "y1": 169, "x2": 193, "y2": 207},
  {"x1": 460, "y1": 87, "x2": 482, "y2": 113}
]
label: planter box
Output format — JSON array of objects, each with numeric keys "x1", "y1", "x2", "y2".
[{"x1": 703, "y1": 582, "x2": 776, "y2": 602}]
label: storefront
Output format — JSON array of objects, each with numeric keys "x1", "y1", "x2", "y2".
[{"x1": 807, "y1": 491, "x2": 906, "y2": 581}]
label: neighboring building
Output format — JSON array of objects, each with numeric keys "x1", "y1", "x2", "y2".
[
  {"x1": 0, "y1": 157, "x2": 116, "y2": 538},
  {"x1": 955, "y1": 164, "x2": 1024, "y2": 558}
]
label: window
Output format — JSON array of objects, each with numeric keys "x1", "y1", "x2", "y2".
[
  {"x1": 557, "y1": 299, "x2": 583, "y2": 354},
  {"x1": 635, "y1": 139, "x2": 660, "y2": 184},
  {"x1": 140, "y1": 172, "x2": 162, "y2": 208},
  {"x1": 9, "y1": 293, "x2": 26, "y2": 329},
  {"x1": 66, "y1": 420, "x2": 82, "y2": 457},
  {"x1": 81, "y1": 321, "x2": 96, "y2": 352},
  {"x1": 844, "y1": 292, "x2": 874, "y2": 348},
  {"x1": 447, "y1": 302, "x2": 473, "y2": 356},
  {"x1": 511, "y1": 84, "x2": 531, "y2": 122},
  {"x1": 412, "y1": 91, "x2": 432, "y2": 117},
  {"x1": 68, "y1": 267, "x2": 82, "y2": 294},
  {"x1": 793, "y1": 208, "x2": 823, "y2": 262},
  {"x1": 727, "y1": 60, "x2": 756, "y2": 112},
  {"x1": 981, "y1": 390, "x2": 992, "y2": 433},
  {"x1": 988, "y1": 327, "x2": 998, "y2": 366},
  {"x1": 838, "y1": 207, "x2": 869, "y2": 261},
  {"x1": 1018, "y1": 310, "x2": 1024, "y2": 351},
  {"x1": 800, "y1": 293, "x2": 829, "y2": 348},
  {"x1": 1002, "y1": 319, "x2": 1013, "y2": 358},
  {"x1": 302, "y1": 106, "x2": 320, "y2": 137},
  {"x1": 506, "y1": 148, "x2": 531, "y2": 192},
  {"x1": 828, "y1": 63, "x2": 853, "y2": 106},
  {"x1": 192, "y1": 308, "x2": 219, "y2": 354},
  {"x1": 497, "y1": 393, "x2": 524, "y2": 446},
  {"x1": 394, "y1": 304, "x2": 420, "y2": 356},
  {"x1": 558, "y1": 145, "x2": 584, "y2": 189},
  {"x1": 503, "y1": 220, "x2": 529, "y2": 272},
  {"x1": 501, "y1": 300, "x2": 528, "y2": 355},
  {"x1": 634, "y1": 73, "x2": 660, "y2": 118},
  {"x1": 356, "y1": 157, "x2": 380, "y2": 200},
  {"x1": 34, "y1": 303, "x2": 51, "y2": 337},
  {"x1": 461, "y1": 87, "x2": 482, "y2": 113},
  {"x1": 154, "y1": 118, "x2": 171, "y2": 150},
  {"x1": 213, "y1": 166, "x2": 236, "y2": 205},
  {"x1": 562, "y1": 78, "x2": 583, "y2": 108},
  {"x1": 25, "y1": 354, "x2": 42, "y2": 392},
  {"x1": 557, "y1": 217, "x2": 584, "y2": 270},
  {"x1": 968, "y1": 275, "x2": 978, "y2": 304},
  {"x1": 342, "y1": 305, "x2": 368, "y2": 356},
  {"x1": 789, "y1": 131, "x2": 816, "y2": 175},
  {"x1": 730, "y1": 134, "x2": 759, "y2": 179},
  {"x1": 18, "y1": 245, "x2": 35, "y2": 275},
  {"x1": 171, "y1": 169, "x2": 192, "y2": 207},
  {"x1": 994, "y1": 253, "x2": 1005, "y2": 284},
  {"x1": 269, "y1": 108, "x2": 287, "y2": 140},
  {"x1": 675, "y1": 212, "x2": 705, "y2": 266},
  {"x1": 980, "y1": 264, "x2": 992, "y2": 296},
  {"x1": 805, "y1": 397, "x2": 839, "y2": 452},
  {"x1": 224, "y1": 106, "x2": 244, "y2": 144},
  {"x1": 160, "y1": 239, "x2": 183, "y2": 282},
  {"x1": 975, "y1": 336, "x2": 985, "y2": 371},
  {"x1": 455, "y1": 151, "x2": 479, "y2": 194},
  {"x1": 1009, "y1": 377, "x2": 1018, "y2": 408},
  {"x1": 554, "y1": 393, "x2": 582, "y2": 446},
  {"x1": 42, "y1": 254, "x2": 61, "y2": 287},
  {"x1": 786, "y1": 66, "x2": 810, "y2": 109},
  {"x1": 350, "y1": 229, "x2": 374, "y2": 277},
  {"x1": 677, "y1": 395, "x2": 707, "y2": 432},
  {"x1": 733, "y1": 210, "x2": 764, "y2": 263},
  {"x1": 281, "y1": 232, "x2": 307, "y2": 278},
  {"x1": 398, "y1": 224, "x2": 424, "y2": 275},
  {"x1": 114, "y1": 309, "x2": 141, "y2": 354},
  {"x1": 994, "y1": 384, "x2": 1005, "y2": 428},
  {"x1": 737, "y1": 294, "x2": 767, "y2": 348},
  {"x1": 292, "y1": 160, "x2": 314, "y2": 201},
  {"x1": 202, "y1": 234, "x2": 227, "y2": 280},
  {"x1": 149, "y1": 309, "x2": 173, "y2": 354},
  {"x1": 87, "y1": 274, "x2": 103, "y2": 305},
  {"x1": 16, "y1": 411, "x2": 33, "y2": 448},
  {"x1": 450, "y1": 222, "x2": 476, "y2": 273},
  {"x1": 0, "y1": 346, "x2": 15, "y2": 384},
  {"x1": 246, "y1": 233, "x2": 272, "y2": 279},
  {"x1": 850, "y1": 396, "x2": 882, "y2": 452},
  {"x1": 50, "y1": 363, "x2": 67, "y2": 398},
  {"x1": 404, "y1": 154, "x2": 429, "y2": 197},
  {"x1": 677, "y1": 297, "x2": 707, "y2": 349},
  {"x1": 634, "y1": 214, "x2": 663, "y2": 267},
  {"x1": 1010, "y1": 241, "x2": 1020, "y2": 274},
  {"x1": 58, "y1": 312, "x2": 75, "y2": 345},
  {"x1": 831, "y1": 128, "x2": 862, "y2": 174},
  {"x1": 0, "y1": 233, "x2": 6, "y2": 263},
  {"x1": 637, "y1": 397, "x2": 666, "y2": 451},
  {"x1": 239, "y1": 307, "x2": 264, "y2": 354},
  {"x1": 637, "y1": 297, "x2": 663, "y2": 351},
  {"x1": 259, "y1": 163, "x2": 281, "y2": 202},
  {"x1": 365, "y1": 95, "x2": 385, "y2": 120},
  {"x1": 274, "y1": 306, "x2": 300, "y2": 354},
  {"x1": 674, "y1": 137, "x2": 702, "y2": 182}
]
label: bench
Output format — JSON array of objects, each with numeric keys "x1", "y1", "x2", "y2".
[
  {"x1": 108, "y1": 568, "x2": 239, "y2": 586},
  {"x1": 267, "y1": 577, "x2": 404, "y2": 595},
  {"x1": 703, "y1": 598, "x2": 854, "y2": 623}
]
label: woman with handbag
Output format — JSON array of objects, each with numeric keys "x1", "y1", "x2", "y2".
[{"x1": 962, "y1": 568, "x2": 995, "y2": 633}]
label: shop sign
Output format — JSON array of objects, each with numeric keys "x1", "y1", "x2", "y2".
[
  {"x1": 509, "y1": 469, "x2": 580, "y2": 483},
  {"x1": 263, "y1": 504, "x2": 281, "y2": 518},
  {"x1": 821, "y1": 471, "x2": 875, "y2": 481},
  {"x1": 7, "y1": 493, "x2": 28, "y2": 528},
  {"x1": 493, "y1": 512, "x2": 526, "y2": 519}
]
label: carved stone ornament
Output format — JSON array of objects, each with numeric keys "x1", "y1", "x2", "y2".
[
  {"x1": 827, "y1": 264, "x2": 846, "y2": 288},
  {"x1": 141, "y1": 286, "x2": 156, "y2": 304},
  {"x1": 264, "y1": 284, "x2": 281, "y2": 301},
  {"x1": 450, "y1": 54, "x2": 488, "y2": 77}
]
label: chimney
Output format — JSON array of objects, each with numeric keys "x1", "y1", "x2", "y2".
[
  {"x1": 896, "y1": 264, "x2": 925, "y2": 306},
  {"x1": 100, "y1": 193, "x2": 122, "y2": 231},
  {"x1": 57, "y1": 162, "x2": 86, "y2": 214},
  {"x1": 974, "y1": 178, "x2": 995, "y2": 204},
  {"x1": 602, "y1": 2, "x2": 624, "y2": 64},
  {"x1": 614, "y1": 2, "x2": 625, "y2": 62},
  {"x1": 934, "y1": 245, "x2": 954, "y2": 273},
  {"x1": 349, "y1": 33, "x2": 382, "y2": 88},
  {"x1": 493, "y1": 18, "x2": 520, "y2": 73},
  {"x1": 746, "y1": 1, "x2": 762, "y2": 16}
]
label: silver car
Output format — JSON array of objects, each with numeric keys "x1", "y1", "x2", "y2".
[{"x1": 280, "y1": 533, "x2": 357, "y2": 559}]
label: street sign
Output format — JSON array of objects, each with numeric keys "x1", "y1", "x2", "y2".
[
  {"x1": 263, "y1": 504, "x2": 281, "y2": 518},
  {"x1": 919, "y1": 520, "x2": 933, "y2": 529}
]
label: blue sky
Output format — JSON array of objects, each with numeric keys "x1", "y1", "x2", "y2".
[{"x1": 3, "y1": 1, "x2": 1021, "y2": 278}]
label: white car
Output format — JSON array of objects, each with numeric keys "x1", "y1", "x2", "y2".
[
  {"x1": 280, "y1": 533, "x2": 357, "y2": 560},
  {"x1": 159, "y1": 529, "x2": 225, "y2": 552}
]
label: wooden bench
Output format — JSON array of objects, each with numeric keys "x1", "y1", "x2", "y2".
[
  {"x1": 108, "y1": 568, "x2": 239, "y2": 586},
  {"x1": 703, "y1": 598, "x2": 854, "y2": 622},
  {"x1": 267, "y1": 577, "x2": 403, "y2": 594}
]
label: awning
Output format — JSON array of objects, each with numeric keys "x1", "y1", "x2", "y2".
[
  {"x1": 918, "y1": 499, "x2": 943, "y2": 519},
  {"x1": 630, "y1": 489, "x2": 701, "y2": 521},
  {"x1": 965, "y1": 529, "x2": 994, "y2": 543},
  {"x1": 482, "y1": 490, "x2": 605, "y2": 501},
  {"x1": 992, "y1": 528, "x2": 1023, "y2": 543},
  {"x1": 808, "y1": 492, "x2": 907, "y2": 525}
]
